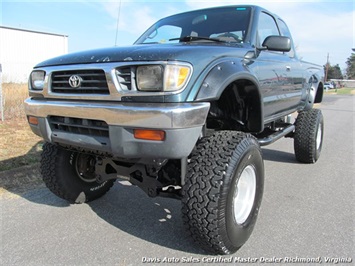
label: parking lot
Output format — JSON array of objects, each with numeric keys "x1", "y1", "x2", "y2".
[{"x1": 1, "y1": 94, "x2": 354, "y2": 265}]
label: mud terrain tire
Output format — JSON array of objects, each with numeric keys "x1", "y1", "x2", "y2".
[
  {"x1": 294, "y1": 109, "x2": 324, "y2": 163},
  {"x1": 41, "y1": 143, "x2": 114, "y2": 203},
  {"x1": 182, "y1": 131, "x2": 264, "y2": 254}
]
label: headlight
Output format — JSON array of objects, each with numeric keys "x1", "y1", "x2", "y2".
[
  {"x1": 136, "y1": 64, "x2": 191, "y2": 92},
  {"x1": 30, "y1": 71, "x2": 45, "y2": 90},
  {"x1": 137, "y1": 65, "x2": 164, "y2": 91}
]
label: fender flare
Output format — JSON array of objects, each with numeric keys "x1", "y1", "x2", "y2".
[
  {"x1": 193, "y1": 60, "x2": 264, "y2": 132},
  {"x1": 304, "y1": 73, "x2": 324, "y2": 110}
]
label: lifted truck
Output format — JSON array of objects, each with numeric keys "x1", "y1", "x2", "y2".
[{"x1": 24, "y1": 5, "x2": 324, "y2": 254}]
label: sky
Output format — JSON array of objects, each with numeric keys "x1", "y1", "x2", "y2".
[{"x1": 1, "y1": 0, "x2": 354, "y2": 71}]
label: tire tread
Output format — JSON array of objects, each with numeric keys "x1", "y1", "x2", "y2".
[
  {"x1": 182, "y1": 131, "x2": 262, "y2": 254},
  {"x1": 294, "y1": 109, "x2": 323, "y2": 163},
  {"x1": 40, "y1": 143, "x2": 114, "y2": 203}
]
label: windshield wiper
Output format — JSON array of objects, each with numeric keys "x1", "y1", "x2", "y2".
[{"x1": 169, "y1": 36, "x2": 226, "y2": 43}]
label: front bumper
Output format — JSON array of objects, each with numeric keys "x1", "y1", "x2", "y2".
[{"x1": 24, "y1": 98, "x2": 210, "y2": 159}]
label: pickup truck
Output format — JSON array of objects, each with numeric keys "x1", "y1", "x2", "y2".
[{"x1": 24, "y1": 5, "x2": 324, "y2": 254}]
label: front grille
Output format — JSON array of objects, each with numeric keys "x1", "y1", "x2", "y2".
[
  {"x1": 51, "y1": 70, "x2": 109, "y2": 94},
  {"x1": 115, "y1": 66, "x2": 135, "y2": 91},
  {"x1": 49, "y1": 116, "x2": 109, "y2": 138}
]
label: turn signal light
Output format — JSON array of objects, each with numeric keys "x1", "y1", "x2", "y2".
[
  {"x1": 134, "y1": 129, "x2": 165, "y2": 141},
  {"x1": 28, "y1": 116, "x2": 39, "y2": 125}
]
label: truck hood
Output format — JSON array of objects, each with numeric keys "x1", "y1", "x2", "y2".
[{"x1": 35, "y1": 43, "x2": 250, "y2": 67}]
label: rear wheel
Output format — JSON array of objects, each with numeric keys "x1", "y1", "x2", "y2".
[
  {"x1": 41, "y1": 143, "x2": 114, "y2": 203},
  {"x1": 182, "y1": 131, "x2": 264, "y2": 254},
  {"x1": 294, "y1": 109, "x2": 324, "y2": 163}
]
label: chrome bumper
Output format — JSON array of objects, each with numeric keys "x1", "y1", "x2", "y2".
[{"x1": 24, "y1": 98, "x2": 210, "y2": 159}]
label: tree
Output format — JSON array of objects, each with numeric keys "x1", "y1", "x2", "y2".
[
  {"x1": 324, "y1": 63, "x2": 343, "y2": 80},
  {"x1": 345, "y1": 53, "x2": 355, "y2": 80}
]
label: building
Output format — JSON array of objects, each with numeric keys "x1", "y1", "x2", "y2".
[{"x1": 0, "y1": 26, "x2": 68, "y2": 83}]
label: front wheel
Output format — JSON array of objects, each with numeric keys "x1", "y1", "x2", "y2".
[
  {"x1": 182, "y1": 131, "x2": 264, "y2": 255},
  {"x1": 41, "y1": 143, "x2": 114, "y2": 203}
]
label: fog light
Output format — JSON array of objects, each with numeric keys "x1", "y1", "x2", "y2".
[{"x1": 134, "y1": 129, "x2": 165, "y2": 141}]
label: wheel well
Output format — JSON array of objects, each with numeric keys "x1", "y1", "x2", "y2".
[
  {"x1": 314, "y1": 82, "x2": 323, "y2": 103},
  {"x1": 207, "y1": 80, "x2": 263, "y2": 132}
]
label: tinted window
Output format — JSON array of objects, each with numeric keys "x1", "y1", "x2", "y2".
[
  {"x1": 277, "y1": 19, "x2": 291, "y2": 38},
  {"x1": 258, "y1": 12, "x2": 280, "y2": 45},
  {"x1": 278, "y1": 19, "x2": 295, "y2": 57}
]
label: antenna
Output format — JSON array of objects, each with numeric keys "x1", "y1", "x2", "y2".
[{"x1": 114, "y1": 0, "x2": 122, "y2": 46}]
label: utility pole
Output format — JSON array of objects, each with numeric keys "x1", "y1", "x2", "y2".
[
  {"x1": 325, "y1": 53, "x2": 329, "y2": 82},
  {"x1": 0, "y1": 64, "x2": 4, "y2": 121}
]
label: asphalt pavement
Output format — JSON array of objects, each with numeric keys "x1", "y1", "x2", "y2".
[{"x1": 1, "y1": 94, "x2": 354, "y2": 266}]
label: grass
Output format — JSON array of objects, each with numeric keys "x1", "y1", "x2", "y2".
[
  {"x1": 1, "y1": 83, "x2": 29, "y2": 120},
  {"x1": 334, "y1": 87, "x2": 355, "y2": 95},
  {"x1": 324, "y1": 87, "x2": 355, "y2": 95},
  {"x1": 0, "y1": 83, "x2": 43, "y2": 171},
  {"x1": 0, "y1": 120, "x2": 43, "y2": 171}
]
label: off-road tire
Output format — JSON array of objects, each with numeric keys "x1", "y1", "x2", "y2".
[
  {"x1": 182, "y1": 131, "x2": 264, "y2": 255},
  {"x1": 294, "y1": 108, "x2": 324, "y2": 163},
  {"x1": 41, "y1": 143, "x2": 114, "y2": 203}
]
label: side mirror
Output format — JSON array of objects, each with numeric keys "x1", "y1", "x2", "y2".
[{"x1": 261, "y1": 36, "x2": 291, "y2": 52}]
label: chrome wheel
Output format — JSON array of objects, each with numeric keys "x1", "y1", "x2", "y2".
[{"x1": 233, "y1": 165, "x2": 257, "y2": 224}]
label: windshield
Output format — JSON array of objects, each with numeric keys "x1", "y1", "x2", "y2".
[{"x1": 135, "y1": 7, "x2": 251, "y2": 45}]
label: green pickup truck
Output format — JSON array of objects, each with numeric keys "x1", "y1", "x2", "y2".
[{"x1": 24, "y1": 5, "x2": 324, "y2": 254}]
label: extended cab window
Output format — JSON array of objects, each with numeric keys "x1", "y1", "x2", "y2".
[
  {"x1": 257, "y1": 12, "x2": 280, "y2": 46},
  {"x1": 278, "y1": 19, "x2": 295, "y2": 57}
]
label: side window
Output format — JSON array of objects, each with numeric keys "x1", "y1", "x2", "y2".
[
  {"x1": 277, "y1": 19, "x2": 295, "y2": 57},
  {"x1": 258, "y1": 12, "x2": 280, "y2": 46}
]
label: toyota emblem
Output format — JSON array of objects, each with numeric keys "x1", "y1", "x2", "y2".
[{"x1": 68, "y1": 75, "x2": 82, "y2": 88}]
